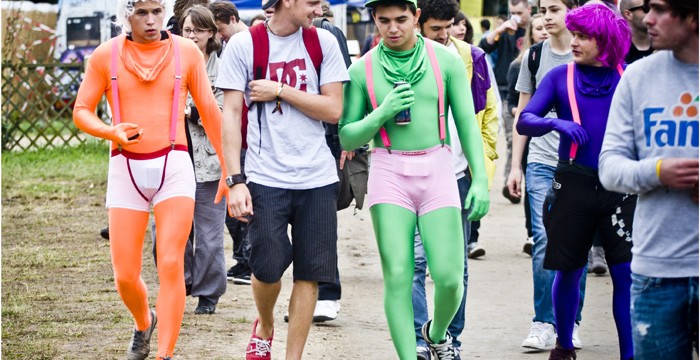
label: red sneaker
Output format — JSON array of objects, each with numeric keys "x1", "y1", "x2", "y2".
[{"x1": 245, "y1": 319, "x2": 273, "y2": 360}]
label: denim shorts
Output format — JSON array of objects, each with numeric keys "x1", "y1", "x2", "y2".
[{"x1": 247, "y1": 182, "x2": 338, "y2": 283}]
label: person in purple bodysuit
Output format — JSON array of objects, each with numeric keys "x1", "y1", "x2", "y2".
[{"x1": 516, "y1": 4, "x2": 635, "y2": 360}]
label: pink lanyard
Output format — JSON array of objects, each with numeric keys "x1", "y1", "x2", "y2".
[
  {"x1": 110, "y1": 33, "x2": 182, "y2": 149},
  {"x1": 365, "y1": 39, "x2": 445, "y2": 152},
  {"x1": 567, "y1": 62, "x2": 623, "y2": 162}
]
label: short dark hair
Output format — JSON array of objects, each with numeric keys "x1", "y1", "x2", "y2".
[
  {"x1": 464, "y1": 15, "x2": 474, "y2": 44},
  {"x1": 417, "y1": 0, "x2": 459, "y2": 26},
  {"x1": 509, "y1": 0, "x2": 530, "y2": 7},
  {"x1": 367, "y1": 0, "x2": 417, "y2": 16},
  {"x1": 249, "y1": 13, "x2": 266, "y2": 26},
  {"x1": 208, "y1": 0, "x2": 240, "y2": 25},
  {"x1": 173, "y1": 0, "x2": 209, "y2": 20},
  {"x1": 541, "y1": 0, "x2": 579, "y2": 10},
  {"x1": 644, "y1": 0, "x2": 699, "y2": 31},
  {"x1": 480, "y1": 18, "x2": 491, "y2": 31}
]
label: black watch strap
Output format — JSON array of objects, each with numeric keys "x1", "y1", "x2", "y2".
[{"x1": 226, "y1": 174, "x2": 246, "y2": 187}]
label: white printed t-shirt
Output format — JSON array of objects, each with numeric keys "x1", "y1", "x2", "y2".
[{"x1": 217, "y1": 26, "x2": 350, "y2": 189}]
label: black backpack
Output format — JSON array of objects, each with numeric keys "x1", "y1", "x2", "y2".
[
  {"x1": 313, "y1": 18, "x2": 368, "y2": 211},
  {"x1": 527, "y1": 41, "x2": 544, "y2": 91}
]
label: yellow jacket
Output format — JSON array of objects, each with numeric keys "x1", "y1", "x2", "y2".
[{"x1": 450, "y1": 36, "x2": 499, "y2": 189}]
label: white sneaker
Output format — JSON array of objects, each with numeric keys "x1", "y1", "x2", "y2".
[
  {"x1": 312, "y1": 300, "x2": 340, "y2": 323},
  {"x1": 521, "y1": 321, "x2": 556, "y2": 351},
  {"x1": 572, "y1": 323, "x2": 582, "y2": 349}
]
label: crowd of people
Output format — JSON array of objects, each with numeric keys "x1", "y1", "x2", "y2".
[{"x1": 73, "y1": 0, "x2": 697, "y2": 359}]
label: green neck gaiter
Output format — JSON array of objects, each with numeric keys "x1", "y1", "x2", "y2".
[{"x1": 377, "y1": 34, "x2": 427, "y2": 85}]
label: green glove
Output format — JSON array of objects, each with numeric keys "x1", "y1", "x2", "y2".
[
  {"x1": 377, "y1": 83, "x2": 414, "y2": 120},
  {"x1": 464, "y1": 176, "x2": 489, "y2": 221},
  {"x1": 339, "y1": 82, "x2": 414, "y2": 151}
]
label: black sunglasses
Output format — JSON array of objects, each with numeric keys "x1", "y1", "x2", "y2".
[{"x1": 627, "y1": 4, "x2": 650, "y2": 13}]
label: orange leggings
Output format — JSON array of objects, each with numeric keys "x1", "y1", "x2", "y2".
[{"x1": 109, "y1": 196, "x2": 194, "y2": 358}]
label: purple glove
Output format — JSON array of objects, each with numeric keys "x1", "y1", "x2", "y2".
[{"x1": 553, "y1": 120, "x2": 588, "y2": 145}]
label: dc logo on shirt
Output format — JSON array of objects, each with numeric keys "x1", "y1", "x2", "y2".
[
  {"x1": 643, "y1": 92, "x2": 699, "y2": 148},
  {"x1": 269, "y1": 59, "x2": 310, "y2": 92}
]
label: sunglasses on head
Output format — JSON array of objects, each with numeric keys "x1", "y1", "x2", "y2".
[{"x1": 627, "y1": 3, "x2": 650, "y2": 13}]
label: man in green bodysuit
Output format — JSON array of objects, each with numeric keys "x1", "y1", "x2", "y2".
[{"x1": 338, "y1": 0, "x2": 490, "y2": 359}]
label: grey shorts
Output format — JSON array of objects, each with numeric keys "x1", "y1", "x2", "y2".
[{"x1": 247, "y1": 182, "x2": 338, "y2": 283}]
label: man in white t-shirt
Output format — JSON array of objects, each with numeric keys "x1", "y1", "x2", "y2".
[{"x1": 216, "y1": 0, "x2": 349, "y2": 358}]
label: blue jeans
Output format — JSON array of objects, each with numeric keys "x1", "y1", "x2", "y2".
[
  {"x1": 631, "y1": 274, "x2": 698, "y2": 359},
  {"x1": 318, "y1": 269, "x2": 341, "y2": 301},
  {"x1": 526, "y1": 162, "x2": 586, "y2": 325},
  {"x1": 413, "y1": 175, "x2": 471, "y2": 348}
]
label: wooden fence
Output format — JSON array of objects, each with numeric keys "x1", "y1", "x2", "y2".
[{"x1": 1, "y1": 61, "x2": 109, "y2": 152}]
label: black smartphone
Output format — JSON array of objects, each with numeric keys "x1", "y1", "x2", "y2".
[{"x1": 128, "y1": 132, "x2": 141, "y2": 141}]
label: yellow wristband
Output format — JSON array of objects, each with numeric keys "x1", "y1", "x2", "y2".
[
  {"x1": 276, "y1": 83, "x2": 284, "y2": 99},
  {"x1": 655, "y1": 159, "x2": 662, "y2": 179}
]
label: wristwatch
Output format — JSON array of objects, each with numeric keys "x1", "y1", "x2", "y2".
[{"x1": 225, "y1": 174, "x2": 246, "y2": 187}]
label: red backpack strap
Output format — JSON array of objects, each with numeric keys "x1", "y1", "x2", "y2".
[
  {"x1": 250, "y1": 23, "x2": 268, "y2": 153},
  {"x1": 302, "y1": 26, "x2": 322, "y2": 78},
  {"x1": 424, "y1": 40, "x2": 445, "y2": 145},
  {"x1": 364, "y1": 49, "x2": 392, "y2": 151},
  {"x1": 250, "y1": 23, "x2": 268, "y2": 80}
]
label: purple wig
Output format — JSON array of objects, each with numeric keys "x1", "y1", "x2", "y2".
[{"x1": 565, "y1": 4, "x2": 631, "y2": 68}]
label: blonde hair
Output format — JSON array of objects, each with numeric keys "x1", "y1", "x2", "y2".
[
  {"x1": 516, "y1": 13, "x2": 544, "y2": 63},
  {"x1": 116, "y1": 0, "x2": 169, "y2": 34}
]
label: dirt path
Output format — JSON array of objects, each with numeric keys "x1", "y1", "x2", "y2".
[
  {"x1": 2, "y1": 133, "x2": 625, "y2": 360},
  {"x1": 170, "y1": 135, "x2": 622, "y2": 360}
]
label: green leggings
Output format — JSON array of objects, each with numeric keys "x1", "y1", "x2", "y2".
[{"x1": 370, "y1": 204, "x2": 465, "y2": 359}]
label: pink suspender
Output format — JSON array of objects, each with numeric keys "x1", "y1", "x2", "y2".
[
  {"x1": 566, "y1": 62, "x2": 624, "y2": 162},
  {"x1": 110, "y1": 33, "x2": 182, "y2": 149},
  {"x1": 109, "y1": 34, "x2": 184, "y2": 203},
  {"x1": 365, "y1": 40, "x2": 445, "y2": 152}
]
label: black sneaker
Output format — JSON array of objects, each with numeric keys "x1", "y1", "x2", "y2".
[
  {"x1": 194, "y1": 297, "x2": 217, "y2": 315},
  {"x1": 233, "y1": 272, "x2": 252, "y2": 285},
  {"x1": 228, "y1": 263, "x2": 252, "y2": 285},
  {"x1": 127, "y1": 309, "x2": 157, "y2": 360},
  {"x1": 100, "y1": 226, "x2": 109, "y2": 240},
  {"x1": 548, "y1": 341, "x2": 577, "y2": 360},
  {"x1": 421, "y1": 320, "x2": 456, "y2": 360},
  {"x1": 227, "y1": 263, "x2": 249, "y2": 278}
]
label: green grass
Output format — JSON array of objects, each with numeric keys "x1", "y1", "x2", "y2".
[
  {"x1": 2, "y1": 141, "x2": 109, "y2": 198},
  {"x1": 2, "y1": 143, "x2": 114, "y2": 359}
]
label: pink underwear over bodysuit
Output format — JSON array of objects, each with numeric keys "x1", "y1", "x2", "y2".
[{"x1": 367, "y1": 144, "x2": 461, "y2": 216}]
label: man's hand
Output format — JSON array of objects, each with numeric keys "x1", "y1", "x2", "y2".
[
  {"x1": 506, "y1": 168, "x2": 523, "y2": 199},
  {"x1": 249, "y1": 79, "x2": 280, "y2": 102},
  {"x1": 228, "y1": 183, "x2": 254, "y2": 222},
  {"x1": 499, "y1": 18, "x2": 518, "y2": 34},
  {"x1": 658, "y1": 158, "x2": 699, "y2": 190},
  {"x1": 465, "y1": 178, "x2": 490, "y2": 221},
  {"x1": 377, "y1": 84, "x2": 414, "y2": 122},
  {"x1": 553, "y1": 120, "x2": 588, "y2": 145},
  {"x1": 339, "y1": 150, "x2": 355, "y2": 170},
  {"x1": 110, "y1": 122, "x2": 143, "y2": 146}
]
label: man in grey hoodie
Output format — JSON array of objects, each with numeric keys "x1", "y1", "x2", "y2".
[{"x1": 599, "y1": 0, "x2": 698, "y2": 358}]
